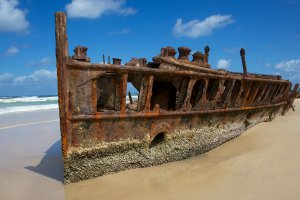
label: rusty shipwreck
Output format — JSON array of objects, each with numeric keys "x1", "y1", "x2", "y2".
[{"x1": 55, "y1": 12, "x2": 299, "y2": 183}]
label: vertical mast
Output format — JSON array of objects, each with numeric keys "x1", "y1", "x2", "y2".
[
  {"x1": 240, "y1": 48, "x2": 248, "y2": 76},
  {"x1": 55, "y1": 12, "x2": 69, "y2": 158}
]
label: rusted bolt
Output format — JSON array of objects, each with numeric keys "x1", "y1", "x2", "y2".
[
  {"x1": 153, "y1": 104, "x2": 160, "y2": 112},
  {"x1": 178, "y1": 47, "x2": 191, "y2": 61}
]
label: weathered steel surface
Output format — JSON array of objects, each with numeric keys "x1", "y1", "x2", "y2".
[
  {"x1": 55, "y1": 12, "x2": 299, "y2": 184},
  {"x1": 55, "y1": 12, "x2": 69, "y2": 159},
  {"x1": 240, "y1": 48, "x2": 248, "y2": 76}
]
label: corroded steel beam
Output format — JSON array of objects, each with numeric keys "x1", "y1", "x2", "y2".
[
  {"x1": 240, "y1": 48, "x2": 248, "y2": 76},
  {"x1": 55, "y1": 12, "x2": 69, "y2": 159},
  {"x1": 69, "y1": 102, "x2": 288, "y2": 121},
  {"x1": 66, "y1": 62, "x2": 291, "y2": 84}
]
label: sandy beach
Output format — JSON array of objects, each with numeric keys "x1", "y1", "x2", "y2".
[{"x1": 0, "y1": 100, "x2": 299, "y2": 200}]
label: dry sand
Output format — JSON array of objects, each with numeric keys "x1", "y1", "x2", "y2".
[{"x1": 0, "y1": 100, "x2": 300, "y2": 200}]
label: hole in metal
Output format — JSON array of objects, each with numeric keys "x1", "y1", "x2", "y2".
[{"x1": 150, "y1": 132, "x2": 165, "y2": 148}]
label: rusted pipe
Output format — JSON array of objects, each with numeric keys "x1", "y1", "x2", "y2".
[
  {"x1": 204, "y1": 46, "x2": 210, "y2": 63},
  {"x1": 103, "y1": 54, "x2": 106, "y2": 64},
  {"x1": 163, "y1": 46, "x2": 176, "y2": 58},
  {"x1": 178, "y1": 47, "x2": 191, "y2": 61}
]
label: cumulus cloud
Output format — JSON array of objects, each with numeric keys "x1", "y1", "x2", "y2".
[
  {"x1": 274, "y1": 59, "x2": 300, "y2": 83},
  {"x1": 66, "y1": 0, "x2": 137, "y2": 19},
  {"x1": 275, "y1": 59, "x2": 300, "y2": 72},
  {"x1": 26, "y1": 57, "x2": 52, "y2": 67},
  {"x1": 0, "y1": 0, "x2": 30, "y2": 32},
  {"x1": 173, "y1": 14, "x2": 234, "y2": 38},
  {"x1": 5, "y1": 46, "x2": 19, "y2": 56},
  {"x1": 0, "y1": 73, "x2": 14, "y2": 84},
  {"x1": 13, "y1": 69, "x2": 56, "y2": 85},
  {"x1": 217, "y1": 59, "x2": 230, "y2": 69},
  {"x1": 0, "y1": 69, "x2": 56, "y2": 86}
]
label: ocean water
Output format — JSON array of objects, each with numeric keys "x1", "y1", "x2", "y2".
[
  {"x1": 0, "y1": 96, "x2": 58, "y2": 115},
  {"x1": 0, "y1": 95, "x2": 139, "y2": 115}
]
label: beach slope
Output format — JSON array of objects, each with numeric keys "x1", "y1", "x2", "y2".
[{"x1": 0, "y1": 100, "x2": 299, "y2": 200}]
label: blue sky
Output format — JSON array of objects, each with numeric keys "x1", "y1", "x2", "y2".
[{"x1": 0, "y1": 0, "x2": 299, "y2": 96}]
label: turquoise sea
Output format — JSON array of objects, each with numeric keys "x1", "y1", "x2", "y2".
[
  {"x1": 0, "y1": 96, "x2": 58, "y2": 115},
  {"x1": 0, "y1": 94, "x2": 139, "y2": 115}
]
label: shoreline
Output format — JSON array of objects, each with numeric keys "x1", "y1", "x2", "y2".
[{"x1": 0, "y1": 100, "x2": 299, "y2": 200}]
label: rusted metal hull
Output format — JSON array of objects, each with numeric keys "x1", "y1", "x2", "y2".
[
  {"x1": 65, "y1": 106, "x2": 286, "y2": 183},
  {"x1": 55, "y1": 12, "x2": 299, "y2": 184}
]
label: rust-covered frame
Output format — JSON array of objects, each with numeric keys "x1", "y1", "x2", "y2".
[{"x1": 55, "y1": 12, "x2": 299, "y2": 183}]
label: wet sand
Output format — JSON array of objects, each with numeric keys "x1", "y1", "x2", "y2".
[{"x1": 0, "y1": 100, "x2": 300, "y2": 200}]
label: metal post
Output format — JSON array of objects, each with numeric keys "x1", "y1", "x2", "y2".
[
  {"x1": 55, "y1": 12, "x2": 69, "y2": 159},
  {"x1": 128, "y1": 91, "x2": 133, "y2": 104},
  {"x1": 240, "y1": 48, "x2": 248, "y2": 76},
  {"x1": 103, "y1": 54, "x2": 105, "y2": 64},
  {"x1": 204, "y1": 46, "x2": 210, "y2": 63}
]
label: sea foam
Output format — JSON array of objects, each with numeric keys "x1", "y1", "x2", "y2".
[
  {"x1": 0, "y1": 96, "x2": 58, "y2": 115},
  {"x1": 0, "y1": 104, "x2": 58, "y2": 115},
  {"x1": 0, "y1": 95, "x2": 138, "y2": 115},
  {"x1": 0, "y1": 96, "x2": 58, "y2": 103}
]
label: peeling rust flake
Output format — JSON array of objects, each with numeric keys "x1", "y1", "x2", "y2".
[{"x1": 54, "y1": 12, "x2": 300, "y2": 184}]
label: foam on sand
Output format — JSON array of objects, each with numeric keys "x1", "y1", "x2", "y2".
[{"x1": 0, "y1": 104, "x2": 58, "y2": 115}]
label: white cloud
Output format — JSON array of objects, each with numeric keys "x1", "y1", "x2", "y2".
[
  {"x1": 173, "y1": 14, "x2": 234, "y2": 38},
  {"x1": 264, "y1": 63, "x2": 272, "y2": 68},
  {"x1": 217, "y1": 59, "x2": 230, "y2": 69},
  {"x1": 0, "y1": 73, "x2": 14, "y2": 84},
  {"x1": 66, "y1": 0, "x2": 137, "y2": 19},
  {"x1": 5, "y1": 46, "x2": 19, "y2": 56},
  {"x1": 0, "y1": 0, "x2": 29, "y2": 32},
  {"x1": 274, "y1": 59, "x2": 300, "y2": 84},
  {"x1": 0, "y1": 69, "x2": 56, "y2": 87},
  {"x1": 13, "y1": 69, "x2": 56, "y2": 85},
  {"x1": 26, "y1": 57, "x2": 52, "y2": 67},
  {"x1": 275, "y1": 59, "x2": 300, "y2": 72},
  {"x1": 108, "y1": 28, "x2": 131, "y2": 35}
]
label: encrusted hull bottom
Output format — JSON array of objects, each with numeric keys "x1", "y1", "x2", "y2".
[{"x1": 64, "y1": 106, "x2": 286, "y2": 184}]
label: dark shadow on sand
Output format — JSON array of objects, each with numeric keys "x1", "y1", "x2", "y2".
[{"x1": 25, "y1": 139, "x2": 64, "y2": 182}]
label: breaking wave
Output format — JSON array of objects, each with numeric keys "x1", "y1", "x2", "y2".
[
  {"x1": 0, "y1": 96, "x2": 58, "y2": 103},
  {"x1": 0, "y1": 94, "x2": 138, "y2": 115},
  {"x1": 0, "y1": 104, "x2": 58, "y2": 115},
  {"x1": 0, "y1": 96, "x2": 58, "y2": 115}
]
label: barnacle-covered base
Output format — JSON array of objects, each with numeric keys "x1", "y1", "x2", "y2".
[{"x1": 64, "y1": 106, "x2": 285, "y2": 184}]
